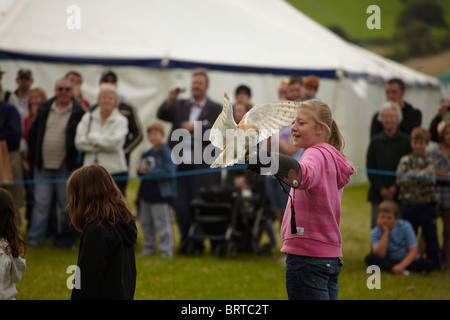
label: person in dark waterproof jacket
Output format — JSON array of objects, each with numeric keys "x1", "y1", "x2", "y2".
[{"x1": 67, "y1": 164, "x2": 137, "y2": 300}]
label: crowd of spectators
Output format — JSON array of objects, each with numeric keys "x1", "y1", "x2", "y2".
[
  {"x1": 1, "y1": 63, "x2": 449, "y2": 273},
  {"x1": 366, "y1": 77, "x2": 450, "y2": 272}
]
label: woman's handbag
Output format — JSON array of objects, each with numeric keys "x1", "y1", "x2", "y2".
[{"x1": 0, "y1": 140, "x2": 14, "y2": 182}]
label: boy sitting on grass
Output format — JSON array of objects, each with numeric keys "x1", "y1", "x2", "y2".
[{"x1": 365, "y1": 200, "x2": 433, "y2": 274}]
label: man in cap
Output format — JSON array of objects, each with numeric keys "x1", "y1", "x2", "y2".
[{"x1": 9, "y1": 69, "x2": 34, "y2": 119}]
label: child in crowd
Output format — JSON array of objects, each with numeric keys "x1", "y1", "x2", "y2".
[
  {"x1": 301, "y1": 75, "x2": 320, "y2": 101},
  {"x1": 233, "y1": 172, "x2": 255, "y2": 228},
  {"x1": 67, "y1": 164, "x2": 137, "y2": 300},
  {"x1": 365, "y1": 200, "x2": 433, "y2": 274},
  {"x1": 233, "y1": 171, "x2": 253, "y2": 199},
  {"x1": 396, "y1": 127, "x2": 443, "y2": 270},
  {"x1": 0, "y1": 188, "x2": 26, "y2": 300},
  {"x1": 430, "y1": 120, "x2": 450, "y2": 268},
  {"x1": 137, "y1": 122, "x2": 176, "y2": 258},
  {"x1": 233, "y1": 101, "x2": 252, "y2": 124}
]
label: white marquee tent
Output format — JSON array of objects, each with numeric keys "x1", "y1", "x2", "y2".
[{"x1": 0, "y1": 0, "x2": 446, "y2": 183}]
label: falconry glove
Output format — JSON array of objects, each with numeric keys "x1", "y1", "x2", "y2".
[
  {"x1": 246, "y1": 150, "x2": 302, "y2": 189},
  {"x1": 246, "y1": 150, "x2": 301, "y2": 235}
]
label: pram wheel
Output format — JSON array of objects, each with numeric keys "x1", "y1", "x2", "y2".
[{"x1": 185, "y1": 239, "x2": 204, "y2": 256}]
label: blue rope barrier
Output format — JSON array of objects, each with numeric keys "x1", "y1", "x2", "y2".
[
  {"x1": 358, "y1": 167, "x2": 450, "y2": 182},
  {"x1": 0, "y1": 164, "x2": 247, "y2": 185},
  {"x1": 2, "y1": 165, "x2": 449, "y2": 186}
]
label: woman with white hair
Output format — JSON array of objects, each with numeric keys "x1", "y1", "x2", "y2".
[
  {"x1": 366, "y1": 102, "x2": 412, "y2": 228},
  {"x1": 75, "y1": 84, "x2": 129, "y2": 195}
]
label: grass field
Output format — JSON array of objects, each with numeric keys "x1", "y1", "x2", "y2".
[{"x1": 15, "y1": 182, "x2": 449, "y2": 300}]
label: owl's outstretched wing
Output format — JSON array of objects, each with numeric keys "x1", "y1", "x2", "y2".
[
  {"x1": 239, "y1": 100, "x2": 300, "y2": 144},
  {"x1": 209, "y1": 92, "x2": 237, "y2": 150}
]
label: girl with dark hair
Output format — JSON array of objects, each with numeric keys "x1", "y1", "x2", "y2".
[
  {"x1": 67, "y1": 163, "x2": 137, "y2": 300},
  {"x1": 0, "y1": 188, "x2": 26, "y2": 300}
]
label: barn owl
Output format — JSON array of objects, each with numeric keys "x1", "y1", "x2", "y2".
[{"x1": 209, "y1": 93, "x2": 300, "y2": 168}]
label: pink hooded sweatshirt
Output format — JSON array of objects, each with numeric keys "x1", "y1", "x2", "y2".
[{"x1": 280, "y1": 142, "x2": 354, "y2": 257}]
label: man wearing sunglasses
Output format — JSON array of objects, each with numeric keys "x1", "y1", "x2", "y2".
[{"x1": 27, "y1": 77, "x2": 84, "y2": 249}]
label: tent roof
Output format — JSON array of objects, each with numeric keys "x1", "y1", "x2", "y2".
[{"x1": 0, "y1": 0, "x2": 440, "y2": 87}]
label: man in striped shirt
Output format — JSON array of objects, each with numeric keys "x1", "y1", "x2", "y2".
[{"x1": 27, "y1": 78, "x2": 84, "y2": 248}]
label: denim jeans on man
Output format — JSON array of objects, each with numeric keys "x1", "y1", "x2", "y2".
[
  {"x1": 28, "y1": 167, "x2": 75, "y2": 248},
  {"x1": 285, "y1": 254, "x2": 341, "y2": 300}
]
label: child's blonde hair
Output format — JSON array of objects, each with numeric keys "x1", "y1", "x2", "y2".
[
  {"x1": 410, "y1": 126, "x2": 430, "y2": 143},
  {"x1": 146, "y1": 122, "x2": 165, "y2": 135},
  {"x1": 299, "y1": 99, "x2": 356, "y2": 174}
]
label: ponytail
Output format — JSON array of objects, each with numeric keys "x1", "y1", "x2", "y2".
[
  {"x1": 329, "y1": 119, "x2": 357, "y2": 175},
  {"x1": 329, "y1": 119, "x2": 344, "y2": 155}
]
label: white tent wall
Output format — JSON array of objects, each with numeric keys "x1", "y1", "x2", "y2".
[
  {"x1": 0, "y1": 0, "x2": 445, "y2": 185},
  {"x1": 0, "y1": 58, "x2": 443, "y2": 185}
]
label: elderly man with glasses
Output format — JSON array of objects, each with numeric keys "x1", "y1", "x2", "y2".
[{"x1": 27, "y1": 77, "x2": 85, "y2": 249}]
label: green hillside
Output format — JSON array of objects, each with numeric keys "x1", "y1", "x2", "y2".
[{"x1": 286, "y1": 0, "x2": 450, "y2": 42}]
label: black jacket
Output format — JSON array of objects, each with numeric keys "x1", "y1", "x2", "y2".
[
  {"x1": 0, "y1": 101, "x2": 21, "y2": 152},
  {"x1": 27, "y1": 97, "x2": 85, "y2": 171},
  {"x1": 71, "y1": 217, "x2": 137, "y2": 300}
]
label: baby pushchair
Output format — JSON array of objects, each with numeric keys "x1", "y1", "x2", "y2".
[
  {"x1": 229, "y1": 190, "x2": 272, "y2": 257},
  {"x1": 185, "y1": 182, "x2": 271, "y2": 257}
]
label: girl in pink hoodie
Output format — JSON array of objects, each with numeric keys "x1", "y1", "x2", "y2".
[
  {"x1": 247, "y1": 99, "x2": 355, "y2": 299},
  {"x1": 281, "y1": 99, "x2": 355, "y2": 300}
]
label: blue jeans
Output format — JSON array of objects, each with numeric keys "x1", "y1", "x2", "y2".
[
  {"x1": 285, "y1": 254, "x2": 341, "y2": 300},
  {"x1": 401, "y1": 203, "x2": 444, "y2": 270},
  {"x1": 28, "y1": 167, "x2": 75, "y2": 248}
]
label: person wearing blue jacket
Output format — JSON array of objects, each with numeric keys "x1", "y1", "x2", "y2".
[
  {"x1": 137, "y1": 122, "x2": 176, "y2": 258},
  {"x1": 0, "y1": 84, "x2": 23, "y2": 212},
  {"x1": 0, "y1": 85, "x2": 21, "y2": 151}
]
